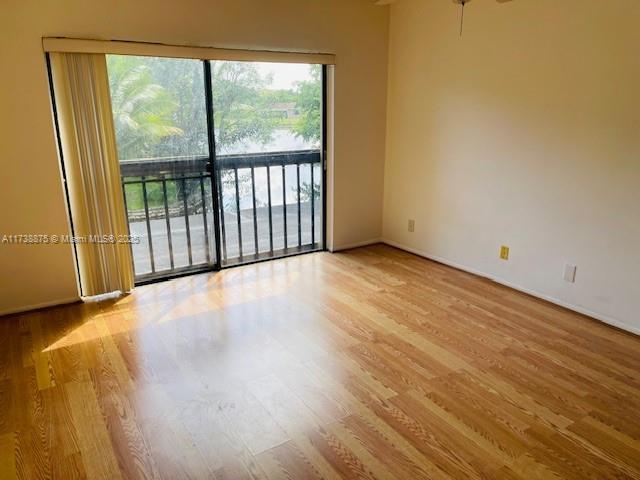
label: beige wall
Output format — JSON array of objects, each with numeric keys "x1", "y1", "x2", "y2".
[
  {"x1": 0, "y1": 0, "x2": 389, "y2": 314},
  {"x1": 4, "y1": 0, "x2": 637, "y2": 332},
  {"x1": 384, "y1": 0, "x2": 640, "y2": 333}
]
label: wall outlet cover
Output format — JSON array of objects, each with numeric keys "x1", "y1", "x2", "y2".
[
  {"x1": 408, "y1": 219, "x2": 415, "y2": 233},
  {"x1": 563, "y1": 264, "x2": 577, "y2": 283},
  {"x1": 500, "y1": 245, "x2": 510, "y2": 260}
]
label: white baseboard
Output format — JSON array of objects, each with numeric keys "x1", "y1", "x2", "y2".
[
  {"x1": 332, "y1": 237, "x2": 382, "y2": 252},
  {"x1": 4, "y1": 240, "x2": 636, "y2": 336},
  {"x1": 381, "y1": 238, "x2": 640, "y2": 336},
  {"x1": 0, "y1": 296, "x2": 80, "y2": 318}
]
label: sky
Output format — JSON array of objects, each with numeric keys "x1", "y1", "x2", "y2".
[{"x1": 256, "y1": 62, "x2": 316, "y2": 90}]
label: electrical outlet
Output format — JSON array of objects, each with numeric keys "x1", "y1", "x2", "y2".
[
  {"x1": 408, "y1": 219, "x2": 415, "y2": 233},
  {"x1": 500, "y1": 245, "x2": 510, "y2": 260},
  {"x1": 563, "y1": 264, "x2": 577, "y2": 283}
]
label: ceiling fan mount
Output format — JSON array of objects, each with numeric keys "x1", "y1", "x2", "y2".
[{"x1": 453, "y1": 0, "x2": 514, "y2": 37}]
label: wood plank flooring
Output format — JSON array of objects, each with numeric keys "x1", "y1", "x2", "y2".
[{"x1": 0, "y1": 244, "x2": 639, "y2": 479}]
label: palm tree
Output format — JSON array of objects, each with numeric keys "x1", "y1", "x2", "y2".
[{"x1": 107, "y1": 56, "x2": 183, "y2": 160}]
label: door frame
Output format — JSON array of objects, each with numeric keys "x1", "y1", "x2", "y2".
[
  {"x1": 203, "y1": 61, "x2": 328, "y2": 271},
  {"x1": 49, "y1": 53, "x2": 329, "y2": 288}
]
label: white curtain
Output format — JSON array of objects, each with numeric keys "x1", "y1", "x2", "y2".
[{"x1": 50, "y1": 52, "x2": 134, "y2": 296}]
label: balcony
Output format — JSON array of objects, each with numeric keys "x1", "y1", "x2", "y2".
[{"x1": 120, "y1": 149, "x2": 323, "y2": 281}]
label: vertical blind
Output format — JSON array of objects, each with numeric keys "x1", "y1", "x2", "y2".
[{"x1": 50, "y1": 52, "x2": 135, "y2": 296}]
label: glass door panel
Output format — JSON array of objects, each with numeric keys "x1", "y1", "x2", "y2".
[
  {"x1": 106, "y1": 55, "x2": 324, "y2": 281},
  {"x1": 209, "y1": 61, "x2": 324, "y2": 266},
  {"x1": 107, "y1": 55, "x2": 216, "y2": 281}
]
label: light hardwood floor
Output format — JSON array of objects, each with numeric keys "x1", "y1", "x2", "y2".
[{"x1": 1, "y1": 244, "x2": 639, "y2": 479}]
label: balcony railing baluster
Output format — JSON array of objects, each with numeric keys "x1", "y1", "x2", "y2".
[
  {"x1": 311, "y1": 163, "x2": 315, "y2": 245},
  {"x1": 180, "y1": 177, "x2": 193, "y2": 266},
  {"x1": 161, "y1": 176, "x2": 175, "y2": 270},
  {"x1": 234, "y1": 167, "x2": 243, "y2": 258},
  {"x1": 141, "y1": 177, "x2": 156, "y2": 273},
  {"x1": 266, "y1": 166, "x2": 274, "y2": 254},
  {"x1": 217, "y1": 169, "x2": 227, "y2": 262},
  {"x1": 121, "y1": 181, "x2": 136, "y2": 272},
  {"x1": 199, "y1": 176, "x2": 211, "y2": 264},
  {"x1": 251, "y1": 164, "x2": 258, "y2": 256},
  {"x1": 282, "y1": 160, "x2": 287, "y2": 250},
  {"x1": 296, "y1": 161, "x2": 302, "y2": 247}
]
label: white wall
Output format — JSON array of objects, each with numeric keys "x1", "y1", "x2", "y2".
[
  {"x1": 0, "y1": 0, "x2": 389, "y2": 314},
  {"x1": 383, "y1": 0, "x2": 640, "y2": 333}
]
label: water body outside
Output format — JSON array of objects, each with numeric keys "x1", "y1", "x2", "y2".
[{"x1": 220, "y1": 129, "x2": 320, "y2": 211}]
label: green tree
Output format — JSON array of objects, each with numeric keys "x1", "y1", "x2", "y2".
[
  {"x1": 211, "y1": 61, "x2": 283, "y2": 211},
  {"x1": 211, "y1": 61, "x2": 278, "y2": 153},
  {"x1": 293, "y1": 65, "x2": 322, "y2": 145},
  {"x1": 298, "y1": 180, "x2": 321, "y2": 202},
  {"x1": 108, "y1": 57, "x2": 282, "y2": 212},
  {"x1": 107, "y1": 57, "x2": 323, "y2": 213},
  {"x1": 145, "y1": 57, "x2": 209, "y2": 157},
  {"x1": 107, "y1": 56, "x2": 183, "y2": 160}
]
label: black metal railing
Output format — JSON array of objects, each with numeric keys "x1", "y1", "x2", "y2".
[{"x1": 120, "y1": 150, "x2": 322, "y2": 281}]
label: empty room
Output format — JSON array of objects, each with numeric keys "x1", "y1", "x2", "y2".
[{"x1": 0, "y1": 0, "x2": 639, "y2": 478}]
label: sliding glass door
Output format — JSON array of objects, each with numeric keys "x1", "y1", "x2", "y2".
[
  {"x1": 106, "y1": 56, "x2": 324, "y2": 282},
  {"x1": 210, "y1": 61, "x2": 323, "y2": 266}
]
